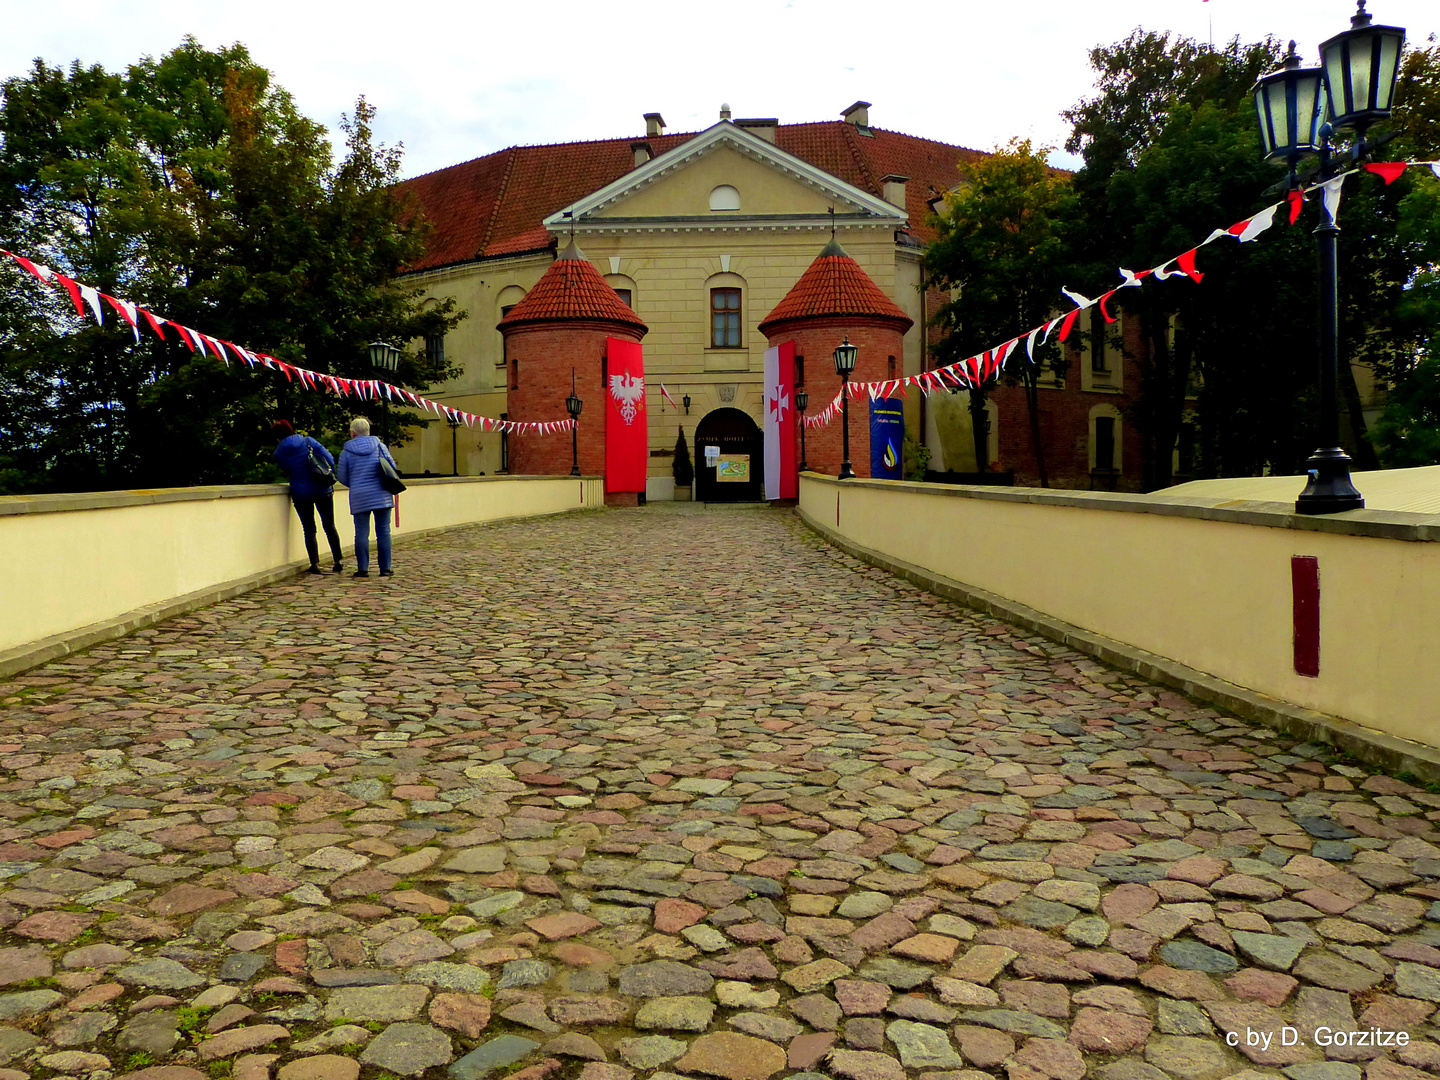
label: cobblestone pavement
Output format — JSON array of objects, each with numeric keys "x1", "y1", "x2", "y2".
[{"x1": 1, "y1": 504, "x2": 1438, "y2": 1080}]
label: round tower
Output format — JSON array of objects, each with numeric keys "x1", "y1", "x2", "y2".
[
  {"x1": 498, "y1": 242, "x2": 647, "y2": 484},
  {"x1": 758, "y1": 239, "x2": 913, "y2": 479}
]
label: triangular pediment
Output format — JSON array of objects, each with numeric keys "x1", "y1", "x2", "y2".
[{"x1": 541, "y1": 122, "x2": 906, "y2": 231}]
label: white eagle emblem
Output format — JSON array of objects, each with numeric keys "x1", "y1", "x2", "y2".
[{"x1": 609, "y1": 373, "x2": 645, "y2": 425}]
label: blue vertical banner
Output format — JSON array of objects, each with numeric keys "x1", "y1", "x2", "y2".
[{"x1": 869, "y1": 397, "x2": 904, "y2": 479}]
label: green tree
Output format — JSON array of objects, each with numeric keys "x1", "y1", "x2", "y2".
[
  {"x1": 0, "y1": 38, "x2": 463, "y2": 494},
  {"x1": 926, "y1": 138, "x2": 1076, "y2": 486},
  {"x1": 1062, "y1": 30, "x2": 1440, "y2": 485}
]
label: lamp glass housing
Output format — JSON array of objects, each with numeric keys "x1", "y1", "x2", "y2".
[
  {"x1": 795, "y1": 387, "x2": 809, "y2": 413},
  {"x1": 1253, "y1": 47, "x2": 1325, "y2": 162},
  {"x1": 833, "y1": 337, "x2": 858, "y2": 376},
  {"x1": 367, "y1": 340, "x2": 394, "y2": 372},
  {"x1": 566, "y1": 392, "x2": 583, "y2": 418},
  {"x1": 1320, "y1": 6, "x2": 1405, "y2": 131}
]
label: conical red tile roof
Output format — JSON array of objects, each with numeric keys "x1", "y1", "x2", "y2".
[
  {"x1": 759, "y1": 239, "x2": 913, "y2": 335},
  {"x1": 497, "y1": 242, "x2": 647, "y2": 334}
]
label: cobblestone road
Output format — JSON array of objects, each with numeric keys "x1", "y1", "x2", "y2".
[{"x1": 1, "y1": 504, "x2": 1437, "y2": 1080}]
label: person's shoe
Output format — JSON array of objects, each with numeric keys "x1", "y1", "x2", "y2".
[
  {"x1": 332, "y1": 562, "x2": 344, "y2": 573},
  {"x1": 379, "y1": 569, "x2": 394, "y2": 577},
  {"x1": 306, "y1": 565, "x2": 323, "y2": 575},
  {"x1": 352, "y1": 570, "x2": 369, "y2": 578}
]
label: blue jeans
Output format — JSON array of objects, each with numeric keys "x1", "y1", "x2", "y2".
[{"x1": 354, "y1": 508, "x2": 392, "y2": 573}]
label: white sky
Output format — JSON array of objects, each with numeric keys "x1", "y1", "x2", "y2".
[{"x1": 4, "y1": 0, "x2": 1436, "y2": 179}]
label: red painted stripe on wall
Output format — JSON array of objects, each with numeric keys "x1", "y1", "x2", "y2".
[{"x1": 1292, "y1": 555, "x2": 1320, "y2": 678}]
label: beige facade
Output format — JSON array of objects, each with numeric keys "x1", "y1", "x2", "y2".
[{"x1": 395, "y1": 123, "x2": 928, "y2": 496}]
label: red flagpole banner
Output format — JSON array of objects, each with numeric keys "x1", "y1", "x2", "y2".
[
  {"x1": 764, "y1": 341, "x2": 797, "y2": 501},
  {"x1": 604, "y1": 337, "x2": 647, "y2": 495}
]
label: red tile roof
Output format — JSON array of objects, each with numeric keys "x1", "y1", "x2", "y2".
[
  {"x1": 496, "y1": 242, "x2": 647, "y2": 334},
  {"x1": 758, "y1": 240, "x2": 914, "y2": 335},
  {"x1": 398, "y1": 121, "x2": 986, "y2": 273}
]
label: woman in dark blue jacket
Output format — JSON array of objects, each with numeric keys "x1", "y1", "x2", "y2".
[
  {"x1": 335, "y1": 416, "x2": 398, "y2": 578},
  {"x1": 271, "y1": 420, "x2": 343, "y2": 575}
]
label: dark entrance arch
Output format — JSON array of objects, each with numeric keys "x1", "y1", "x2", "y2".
[{"x1": 695, "y1": 407, "x2": 763, "y2": 503}]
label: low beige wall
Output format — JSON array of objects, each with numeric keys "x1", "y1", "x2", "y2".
[
  {"x1": 801, "y1": 473, "x2": 1440, "y2": 749},
  {"x1": 0, "y1": 475, "x2": 601, "y2": 671}
]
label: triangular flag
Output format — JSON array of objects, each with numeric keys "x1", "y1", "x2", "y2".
[
  {"x1": 1176, "y1": 248, "x2": 1204, "y2": 284},
  {"x1": 53, "y1": 274, "x2": 85, "y2": 317},
  {"x1": 139, "y1": 308, "x2": 166, "y2": 340},
  {"x1": 1287, "y1": 189, "x2": 1307, "y2": 224},
  {"x1": 77, "y1": 283, "x2": 105, "y2": 325},
  {"x1": 101, "y1": 294, "x2": 141, "y2": 342},
  {"x1": 1236, "y1": 203, "x2": 1279, "y2": 242},
  {"x1": 1321, "y1": 175, "x2": 1346, "y2": 222},
  {"x1": 1363, "y1": 162, "x2": 1407, "y2": 185}
]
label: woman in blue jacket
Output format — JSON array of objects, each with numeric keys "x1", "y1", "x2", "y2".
[
  {"x1": 335, "y1": 416, "x2": 398, "y2": 578},
  {"x1": 271, "y1": 420, "x2": 343, "y2": 575}
]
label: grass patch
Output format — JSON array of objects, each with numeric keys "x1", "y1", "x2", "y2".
[
  {"x1": 125, "y1": 1052, "x2": 155, "y2": 1070},
  {"x1": 175, "y1": 1005, "x2": 211, "y2": 1033}
]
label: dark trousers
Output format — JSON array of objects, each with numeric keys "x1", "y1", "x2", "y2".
[{"x1": 292, "y1": 493, "x2": 343, "y2": 568}]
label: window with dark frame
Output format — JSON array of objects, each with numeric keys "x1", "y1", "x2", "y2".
[
  {"x1": 710, "y1": 288, "x2": 741, "y2": 348},
  {"x1": 1091, "y1": 309, "x2": 1108, "y2": 373},
  {"x1": 614, "y1": 289, "x2": 633, "y2": 308},
  {"x1": 887, "y1": 355, "x2": 897, "y2": 379},
  {"x1": 425, "y1": 333, "x2": 445, "y2": 365},
  {"x1": 500, "y1": 306, "x2": 515, "y2": 366},
  {"x1": 601, "y1": 353, "x2": 608, "y2": 389},
  {"x1": 1095, "y1": 416, "x2": 1116, "y2": 472},
  {"x1": 510, "y1": 356, "x2": 519, "y2": 389},
  {"x1": 794, "y1": 354, "x2": 805, "y2": 387},
  {"x1": 500, "y1": 413, "x2": 510, "y2": 472}
]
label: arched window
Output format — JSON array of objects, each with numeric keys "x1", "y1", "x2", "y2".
[
  {"x1": 709, "y1": 185, "x2": 740, "y2": 211},
  {"x1": 604, "y1": 274, "x2": 637, "y2": 310}
]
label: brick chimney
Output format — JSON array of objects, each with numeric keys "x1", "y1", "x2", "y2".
[
  {"x1": 644, "y1": 112, "x2": 665, "y2": 138},
  {"x1": 842, "y1": 101, "x2": 871, "y2": 128},
  {"x1": 631, "y1": 141, "x2": 653, "y2": 167},
  {"x1": 881, "y1": 174, "x2": 909, "y2": 208},
  {"x1": 736, "y1": 118, "x2": 778, "y2": 143}
]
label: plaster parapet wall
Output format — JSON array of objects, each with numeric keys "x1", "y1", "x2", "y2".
[
  {"x1": 0, "y1": 475, "x2": 602, "y2": 673},
  {"x1": 799, "y1": 473, "x2": 1440, "y2": 749}
]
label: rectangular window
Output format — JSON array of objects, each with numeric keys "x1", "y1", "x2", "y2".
[
  {"x1": 710, "y1": 288, "x2": 741, "y2": 348},
  {"x1": 425, "y1": 333, "x2": 445, "y2": 365},
  {"x1": 794, "y1": 354, "x2": 805, "y2": 387},
  {"x1": 601, "y1": 353, "x2": 608, "y2": 389},
  {"x1": 1090, "y1": 310, "x2": 1107, "y2": 373},
  {"x1": 500, "y1": 414, "x2": 510, "y2": 472},
  {"x1": 510, "y1": 357, "x2": 519, "y2": 390},
  {"x1": 614, "y1": 289, "x2": 633, "y2": 309},
  {"x1": 1095, "y1": 417, "x2": 1116, "y2": 472},
  {"x1": 887, "y1": 355, "x2": 897, "y2": 379},
  {"x1": 500, "y1": 306, "x2": 514, "y2": 367}
]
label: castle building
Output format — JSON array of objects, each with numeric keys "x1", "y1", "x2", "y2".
[{"x1": 393, "y1": 104, "x2": 1148, "y2": 494}]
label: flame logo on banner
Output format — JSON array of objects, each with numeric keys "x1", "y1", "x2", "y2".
[
  {"x1": 609, "y1": 373, "x2": 645, "y2": 425},
  {"x1": 883, "y1": 440, "x2": 898, "y2": 470}
]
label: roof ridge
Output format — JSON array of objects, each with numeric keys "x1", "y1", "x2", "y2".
[
  {"x1": 840, "y1": 121, "x2": 881, "y2": 200},
  {"x1": 479, "y1": 147, "x2": 521, "y2": 258}
]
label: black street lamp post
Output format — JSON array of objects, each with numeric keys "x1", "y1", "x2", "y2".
[
  {"x1": 1252, "y1": 2, "x2": 1404, "y2": 514},
  {"x1": 796, "y1": 387, "x2": 809, "y2": 473},
  {"x1": 366, "y1": 340, "x2": 401, "y2": 444},
  {"x1": 447, "y1": 415, "x2": 461, "y2": 475},
  {"x1": 833, "y1": 337, "x2": 858, "y2": 480},
  {"x1": 566, "y1": 368, "x2": 583, "y2": 477}
]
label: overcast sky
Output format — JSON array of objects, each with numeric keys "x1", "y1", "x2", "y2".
[{"x1": 4, "y1": 0, "x2": 1436, "y2": 179}]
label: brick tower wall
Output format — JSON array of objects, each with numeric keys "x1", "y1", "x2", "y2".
[
  {"x1": 766, "y1": 317, "x2": 908, "y2": 480},
  {"x1": 503, "y1": 321, "x2": 644, "y2": 479}
]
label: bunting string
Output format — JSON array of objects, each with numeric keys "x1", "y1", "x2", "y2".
[
  {"x1": 788, "y1": 159, "x2": 1440, "y2": 428},
  {"x1": 0, "y1": 252, "x2": 575, "y2": 437}
]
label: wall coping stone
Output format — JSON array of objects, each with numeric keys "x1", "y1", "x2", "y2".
[
  {"x1": 803, "y1": 472, "x2": 1440, "y2": 542},
  {"x1": 0, "y1": 474, "x2": 601, "y2": 518}
]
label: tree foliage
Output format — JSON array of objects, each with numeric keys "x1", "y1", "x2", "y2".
[
  {"x1": 1058, "y1": 29, "x2": 1440, "y2": 485},
  {"x1": 0, "y1": 38, "x2": 463, "y2": 494},
  {"x1": 926, "y1": 138, "x2": 1077, "y2": 485}
]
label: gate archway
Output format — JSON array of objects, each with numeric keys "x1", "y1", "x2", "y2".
[{"x1": 694, "y1": 408, "x2": 763, "y2": 503}]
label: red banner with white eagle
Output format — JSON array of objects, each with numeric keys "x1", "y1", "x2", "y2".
[{"x1": 604, "y1": 337, "x2": 647, "y2": 494}]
